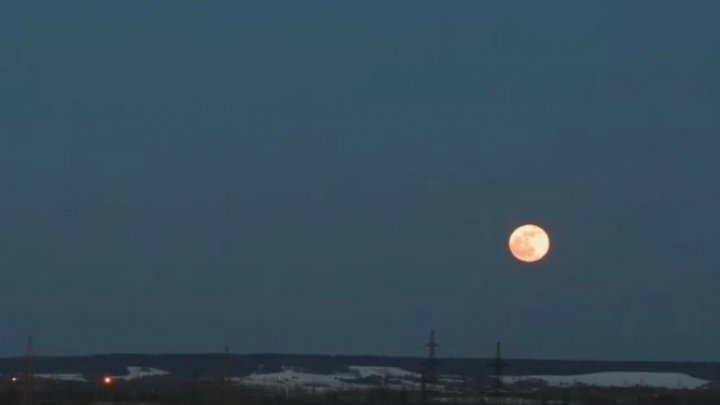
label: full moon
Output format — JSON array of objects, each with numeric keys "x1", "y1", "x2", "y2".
[{"x1": 508, "y1": 224, "x2": 550, "y2": 263}]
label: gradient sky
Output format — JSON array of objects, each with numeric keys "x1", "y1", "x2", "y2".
[{"x1": 1, "y1": 1, "x2": 719, "y2": 361}]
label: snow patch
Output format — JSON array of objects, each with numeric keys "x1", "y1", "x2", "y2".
[
  {"x1": 348, "y1": 366, "x2": 420, "y2": 379},
  {"x1": 113, "y1": 366, "x2": 170, "y2": 381},
  {"x1": 236, "y1": 365, "x2": 430, "y2": 392},
  {"x1": 35, "y1": 373, "x2": 87, "y2": 382},
  {"x1": 503, "y1": 372, "x2": 709, "y2": 389},
  {"x1": 236, "y1": 368, "x2": 353, "y2": 392}
]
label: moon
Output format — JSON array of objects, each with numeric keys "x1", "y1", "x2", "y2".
[{"x1": 508, "y1": 224, "x2": 550, "y2": 263}]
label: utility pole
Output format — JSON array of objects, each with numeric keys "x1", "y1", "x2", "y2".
[
  {"x1": 222, "y1": 346, "x2": 230, "y2": 405},
  {"x1": 492, "y1": 342, "x2": 505, "y2": 392},
  {"x1": 421, "y1": 329, "x2": 439, "y2": 405},
  {"x1": 485, "y1": 341, "x2": 508, "y2": 404},
  {"x1": 25, "y1": 336, "x2": 34, "y2": 405}
]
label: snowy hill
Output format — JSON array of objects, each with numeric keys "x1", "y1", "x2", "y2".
[
  {"x1": 236, "y1": 365, "x2": 430, "y2": 392},
  {"x1": 0, "y1": 354, "x2": 717, "y2": 391},
  {"x1": 112, "y1": 366, "x2": 170, "y2": 381},
  {"x1": 504, "y1": 371, "x2": 710, "y2": 389},
  {"x1": 35, "y1": 373, "x2": 87, "y2": 382}
]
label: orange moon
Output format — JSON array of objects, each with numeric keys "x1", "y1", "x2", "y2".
[{"x1": 508, "y1": 224, "x2": 550, "y2": 263}]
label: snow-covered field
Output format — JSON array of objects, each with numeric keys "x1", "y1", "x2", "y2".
[
  {"x1": 347, "y1": 366, "x2": 420, "y2": 379},
  {"x1": 503, "y1": 371, "x2": 709, "y2": 389},
  {"x1": 8, "y1": 364, "x2": 714, "y2": 392},
  {"x1": 238, "y1": 367, "x2": 711, "y2": 392},
  {"x1": 113, "y1": 366, "x2": 170, "y2": 381},
  {"x1": 235, "y1": 365, "x2": 435, "y2": 392},
  {"x1": 21, "y1": 366, "x2": 169, "y2": 383},
  {"x1": 35, "y1": 373, "x2": 87, "y2": 382},
  {"x1": 237, "y1": 368, "x2": 355, "y2": 392}
]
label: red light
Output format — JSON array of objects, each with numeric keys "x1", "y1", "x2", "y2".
[{"x1": 103, "y1": 376, "x2": 113, "y2": 385}]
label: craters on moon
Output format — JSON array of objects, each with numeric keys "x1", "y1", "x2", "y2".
[{"x1": 508, "y1": 224, "x2": 550, "y2": 263}]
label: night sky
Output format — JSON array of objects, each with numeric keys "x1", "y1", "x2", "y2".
[{"x1": 1, "y1": 2, "x2": 719, "y2": 361}]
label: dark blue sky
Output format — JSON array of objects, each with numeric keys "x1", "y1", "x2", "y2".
[{"x1": 1, "y1": 1, "x2": 719, "y2": 360}]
